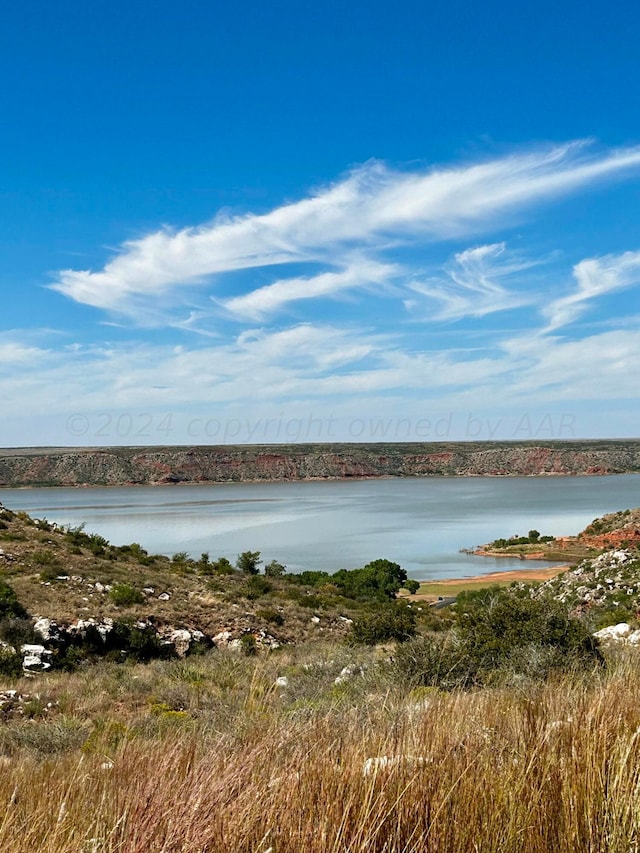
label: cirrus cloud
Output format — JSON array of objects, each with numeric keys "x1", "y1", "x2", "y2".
[{"x1": 50, "y1": 141, "x2": 640, "y2": 324}]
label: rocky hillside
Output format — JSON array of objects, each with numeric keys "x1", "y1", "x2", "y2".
[
  {"x1": 0, "y1": 502, "x2": 370, "y2": 672},
  {"x1": 2, "y1": 439, "x2": 640, "y2": 486},
  {"x1": 531, "y1": 509, "x2": 640, "y2": 625}
]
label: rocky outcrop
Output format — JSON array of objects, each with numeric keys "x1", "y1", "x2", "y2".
[
  {"x1": 1, "y1": 440, "x2": 640, "y2": 487},
  {"x1": 26, "y1": 615, "x2": 281, "y2": 666},
  {"x1": 534, "y1": 548, "x2": 640, "y2": 616}
]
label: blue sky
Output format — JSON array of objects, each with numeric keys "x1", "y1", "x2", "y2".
[{"x1": 2, "y1": 0, "x2": 640, "y2": 445}]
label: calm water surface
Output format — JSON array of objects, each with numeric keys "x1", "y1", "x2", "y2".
[{"x1": 2, "y1": 476, "x2": 639, "y2": 579}]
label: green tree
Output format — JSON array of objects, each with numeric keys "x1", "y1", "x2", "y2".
[
  {"x1": 236, "y1": 551, "x2": 261, "y2": 575},
  {"x1": 264, "y1": 559, "x2": 286, "y2": 577},
  {"x1": 333, "y1": 559, "x2": 408, "y2": 601}
]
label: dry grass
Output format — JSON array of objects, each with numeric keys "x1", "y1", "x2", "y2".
[{"x1": 1, "y1": 646, "x2": 640, "y2": 851}]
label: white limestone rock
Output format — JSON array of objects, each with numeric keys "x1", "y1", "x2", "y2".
[
  {"x1": 21, "y1": 644, "x2": 53, "y2": 672},
  {"x1": 594, "y1": 623, "x2": 632, "y2": 641},
  {"x1": 168, "y1": 628, "x2": 208, "y2": 657}
]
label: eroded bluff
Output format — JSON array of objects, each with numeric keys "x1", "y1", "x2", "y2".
[{"x1": 1, "y1": 441, "x2": 639, "y2": 487}]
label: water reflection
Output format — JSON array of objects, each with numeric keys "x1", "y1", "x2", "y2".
[{"x1": 2, "y1": 475, "x2": 639, "y2": 579}]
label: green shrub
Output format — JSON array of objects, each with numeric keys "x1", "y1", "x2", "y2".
[
  {"x1": 0, "y1": 617, "x2": 38, "y2": 647},
  {"x1": 39, "y1": 564, "x2": 66, "y2": 582},
  {"x1": 0, "y1": 579, "x2": 27, "y2": 619},
  {"x1": 256, "y1": 607, "x2": 285, "y2": 626},
  {"x1": 62, "y1": 522, "x2": 88, "y2": 545},
  {"x1": 286, "y1": 559, "x2": 409, "y2": 602},
  {"x1": 109, "y1": 583, "x2": 145, "y2": 606},
  {"x1": 391, "y1": 586, "x2": 602, "y2": 690},
  {"x1": 108, "y1": 620, "x2": 173, "y2": 662},
  {"x1": 0, "y1": 645, "x2": 23, "y2": 678},
  {"x1": 213, "y1": 557, "x2": 235, "y2": 575},
  {"x1": 118, "y1": 542, "x2": 151, "y2": 564},
  {"x1": 57, "y1": 619, "x2": 174, "y2": 669},
  {"x1": 350, "y1": 601, "x2": 417, "y2": 645},
  {"x1": 286, "y1": 570, "x2": 332, "y2": 587},
  {"x1": 87, "y1": 533, "x2": 110, "y2": 556},
  {"x1": 391, "y1": 634, "x2": 474, "y2": 689},
  {"x1": 245, "y1": 576, "x2": 273, "y2": 600},
  {"x1": 264, "y1": 560, "x2": 286, "y2": 577},
  {"x1": 239, "y1": 633, "x2": 257, "y2": 656},
  {"x1": 454, "y1": 586, "x2": 602, "y2": 672},
  {"x1": 32, "y1": 549, "x2": 59, "y2": 566},
  {"x1": 298, "y1": 593, "x2": 324, "y2": 609},
  {"x1": 172, "y1": 551, "x2": 190, "y2": 564}
]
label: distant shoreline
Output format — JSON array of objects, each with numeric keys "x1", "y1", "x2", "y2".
[{"x1": 2, "y1": 439, "x2": 640, "y2": 488}]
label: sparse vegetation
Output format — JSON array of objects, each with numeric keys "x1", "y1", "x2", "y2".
[{"x1": 489, "y1": 531, "x2": 555, "y2": 549}]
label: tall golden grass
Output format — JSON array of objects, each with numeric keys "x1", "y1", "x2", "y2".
[{"x1": 2, "y1": 648, "x2": 640, "y2": 852}]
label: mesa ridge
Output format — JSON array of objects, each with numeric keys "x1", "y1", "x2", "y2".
[{"x1": 1, "y1": 439, "x2": 640, "y2": 487}]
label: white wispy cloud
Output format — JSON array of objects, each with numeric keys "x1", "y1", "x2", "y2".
[
  {"x1": 50, "y1": 141, "x2": 640, "y2": 322},
  {"x1": 223, "y1": 258, "x2": 397, "y2": 320},
  {"x1": 405, "y1": 242, "x2": 538, "y2": 320},
  {"x1": 543, "y1": 250, "x2": 640, "y2": 332}
]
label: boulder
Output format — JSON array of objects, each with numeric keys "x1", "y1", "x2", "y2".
[
  {"x1": 21, "y1": 644, "x2": 53, "y2": 672},
  {"x1": 33, "y1": 617, "x2": 61, "y2": 642},
  {"x1": 167, "y1": 628, "x2": 209, "y2": 657},
  {"x1": 594, "y1": 623, "x2": 632, "y2": 642}
]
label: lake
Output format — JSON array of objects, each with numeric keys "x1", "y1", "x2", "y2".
[{"x1": 1, "y1": 475, "x2": 639, "y2": 579}]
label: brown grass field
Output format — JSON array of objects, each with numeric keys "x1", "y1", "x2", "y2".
[{"x1": 2, "y1": 642, "x2": 640, "y2": 852}]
